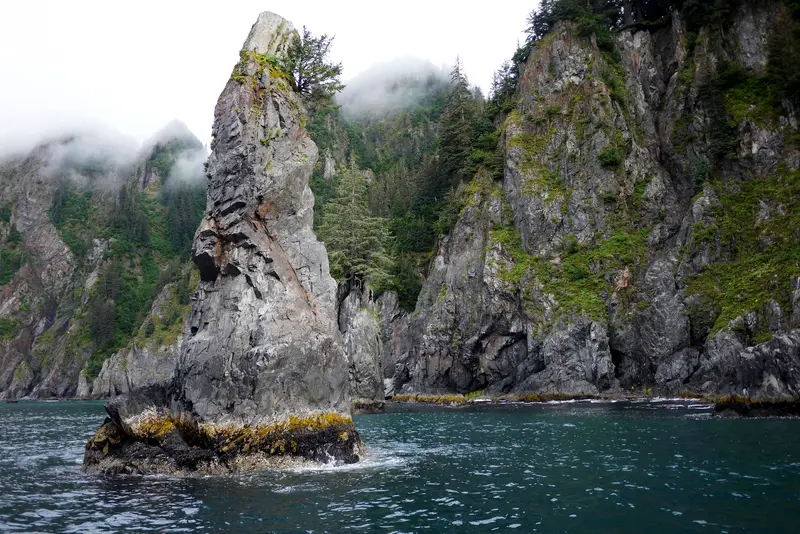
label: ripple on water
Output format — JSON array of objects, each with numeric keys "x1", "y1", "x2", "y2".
[{"x1": 1, "y1": 401, "x2": 800, "y2": 533}]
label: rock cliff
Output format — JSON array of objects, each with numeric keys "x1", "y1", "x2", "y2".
[
  {"x1": 383, "y1": 2, "x2": 799, "y2": 400},
  {"x1": 338, "y1": 282, "x2": 385, "y2": 408},
  {"x1": 84, "y1": 12, "x2": 361, "y2": 475}
]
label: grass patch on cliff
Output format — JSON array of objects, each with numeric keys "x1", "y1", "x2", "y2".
[
  {"x1": 697, "y1": 61, "x2": 784, "y2": 163},
  {"x1": 1, "y1": 227, "x2": 24, "y2": 285},
  {"x1": 489, "y1": 210, "x2": 649, "y2": 322},
  {"x1": 598, "y1": 145, "x2": 624, "y2": 168},
  {"x1": 686, "y1": 170, "x2": 800, "y2": 336},
  {"x1": 508, "y1": 129, "x2": 566, "y2": 201},
  {"x1": 719, "y1": 65, "x2": 780, "y2": 129},
  {"x1": 0, "y1": 317, "x2": 19, "y2": 340},
  {"x1": 134, "y1": 278, "x2": 193, "y2": 348}
]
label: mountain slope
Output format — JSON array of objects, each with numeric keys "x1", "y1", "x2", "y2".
[{"x1": 0, "y1": 124, "x2": 205, "y2": 399}]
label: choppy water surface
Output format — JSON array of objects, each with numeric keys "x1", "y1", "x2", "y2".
[{"x1": 1, "y1": 400, "x2": 799, "y2": 533}]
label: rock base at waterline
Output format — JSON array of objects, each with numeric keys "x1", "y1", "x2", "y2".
[
  {"x1": 714, "y1": 397, "x2": 800, "y2": 418},
  {"x1": 352, "y1": 399, "x2": 386, "y2": 414},
  {"x1": 83, "y1": 412, "x2": 362, "y2": 475}
]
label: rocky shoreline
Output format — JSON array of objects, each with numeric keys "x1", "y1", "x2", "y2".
[
  {"x1": 387, "y1": 392, "x2": 800, "y2": 416},
  {"x1": 84, "y1": 410, "x2": 361, "y2": 476}
]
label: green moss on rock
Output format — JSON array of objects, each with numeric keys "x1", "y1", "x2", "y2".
[{"x1": 687, "y1": 171, "x2": 800, "y2": 336}]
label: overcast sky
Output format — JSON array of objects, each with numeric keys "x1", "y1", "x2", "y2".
[{"x1": 0, "y1": 1, "x2": 534, "y2": 151}]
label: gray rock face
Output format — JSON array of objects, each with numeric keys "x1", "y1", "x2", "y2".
[
  {"x1": 242, "y1": 12, "x2": 297, "y2": 56},
  {"x1": 84, "y1": 11, "x2": 359, "y2": 474},
  {"x1": 338, "y1": 283, "x2": 384, "y2": 405},
  {"x1": 1, "y1": 123, "x2": 204, "y2": 401},
  {"x1": 382, "y1": 2, "x2": 800, "y2": 400},
  {"x1": 382, "y1": 174, "x2": 618, "y2": 396},
  {"x1": 0, "y1": 148, "x2": 78, "y2": 399},
  {"x1": 655, "y1": 348, "x2": 700, "y2": 392},
  {"x1": 518, "y1": 319, "x2": 617, "y2": 394},
  {"x1": 87, "y1": 283, "x2": 186, "y2": 398},
  {"x1": 176, "y1": 12, "x2": 348, "y2": 427}
]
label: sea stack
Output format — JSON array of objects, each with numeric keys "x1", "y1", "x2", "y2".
[{"x1": 83, "y1": 12, "x2": 361, "y2": 475}]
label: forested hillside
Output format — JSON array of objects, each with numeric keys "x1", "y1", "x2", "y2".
[
  {"x1": 0, "y1": 123, "x2": 205, "y2": 397},
  {"x1": 307, "y1": 58, "x2": 510, "y2": 309}
]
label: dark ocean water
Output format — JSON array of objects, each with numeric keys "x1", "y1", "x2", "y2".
[{"x1": 1, "y1": 399, "x2": 799, "y2": 533}]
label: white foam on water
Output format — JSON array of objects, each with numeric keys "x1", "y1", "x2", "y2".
[
  {"x1": 469, "y1": 516, "x2": 505, "y2": 525},
  {"x1": 684, "y1": 413, "x2": 713, "y2": 420},
  {"x1": 287, "y1": 444, "x2": 410, "y2": 474}
]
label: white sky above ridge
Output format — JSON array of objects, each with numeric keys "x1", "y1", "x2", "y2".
[{"x1": 0, "y1": 1, "x2": 534, "y2": 151}]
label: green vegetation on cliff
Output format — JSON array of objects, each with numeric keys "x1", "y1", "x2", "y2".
[
  {"x1": 0, "y1": 317, "x2": 18, "y2": 341},
  {"x1": 0, "y1": 224, "x2": 23, "y2": 286},
  {"x1": 44, "y1": 137, "x2": 206, "y2": 380},
  {"x1": 687, "y1": 171, "x2": 800, "y2": 338}
]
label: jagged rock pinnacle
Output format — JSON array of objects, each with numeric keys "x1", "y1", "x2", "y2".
[
  {"x1": 82, "y1": 11, "x2": 359, "y2": 475},
  {"x1": 242, "y1": 11, "x2": 298, "y2": 57}
]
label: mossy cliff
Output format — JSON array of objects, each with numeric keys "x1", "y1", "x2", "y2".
[
  {"x1": 84, "y1": 11, "x2": 361, "y2": 475},
  {"x1": 381, "y1": 2, "x2": 800, "y2": 400}
]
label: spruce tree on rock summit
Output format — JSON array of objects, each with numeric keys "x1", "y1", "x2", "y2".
[{"x1": 283, "y1": 26, "x2": 345, "y2": 110}]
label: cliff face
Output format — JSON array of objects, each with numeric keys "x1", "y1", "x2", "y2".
[
  {"x1": 338, "y1": 282, "x2": 384, "y2": 406},
  {"x1": 383, "y1": 2, "x2": 799, "y2": 399},
  {"x1": 176, "y1": 11, "x2": 349, "y2": 426},
  {"x1": 84, "y1": 12, "x2": 361, "y2": 475},
  {"x1": 0, "y1": 147, "x2": 78, "y2": 398},
  {"x1": 81, "y1": 273, "x2": 194, "y2": 398}
]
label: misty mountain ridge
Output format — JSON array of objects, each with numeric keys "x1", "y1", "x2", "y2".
[
  {"x1": 337, "y1": 58, "x2": 450, "y2": 119},
  {"x1": 3, "y1": 120, "x2": 207, "y2": 191}
]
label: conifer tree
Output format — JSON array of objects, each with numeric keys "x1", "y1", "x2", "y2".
[
  {"x1": 283, "y1": 27, "x2": 345, "y2": 110},
  {"x1": 436, "y1": 58, "x2": 477, "y2": 197},
  {"x1": 317, "y1": 163, "x2": 393, "y2": 290}
]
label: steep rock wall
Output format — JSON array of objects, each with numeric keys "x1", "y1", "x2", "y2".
[
  {"x1": 0, "y1": 128, "x2": 202, "y2": 400},
  {"x1": 384, "y1": 3, "x2": 799, "y2": 399},
  {"x1": 338, "y1": 282, "x2": 384, "y2": 406}
]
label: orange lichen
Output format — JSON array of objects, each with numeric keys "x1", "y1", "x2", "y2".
[{"x1": 392, "y1": 394, "x2": 468, "y2": 405}]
